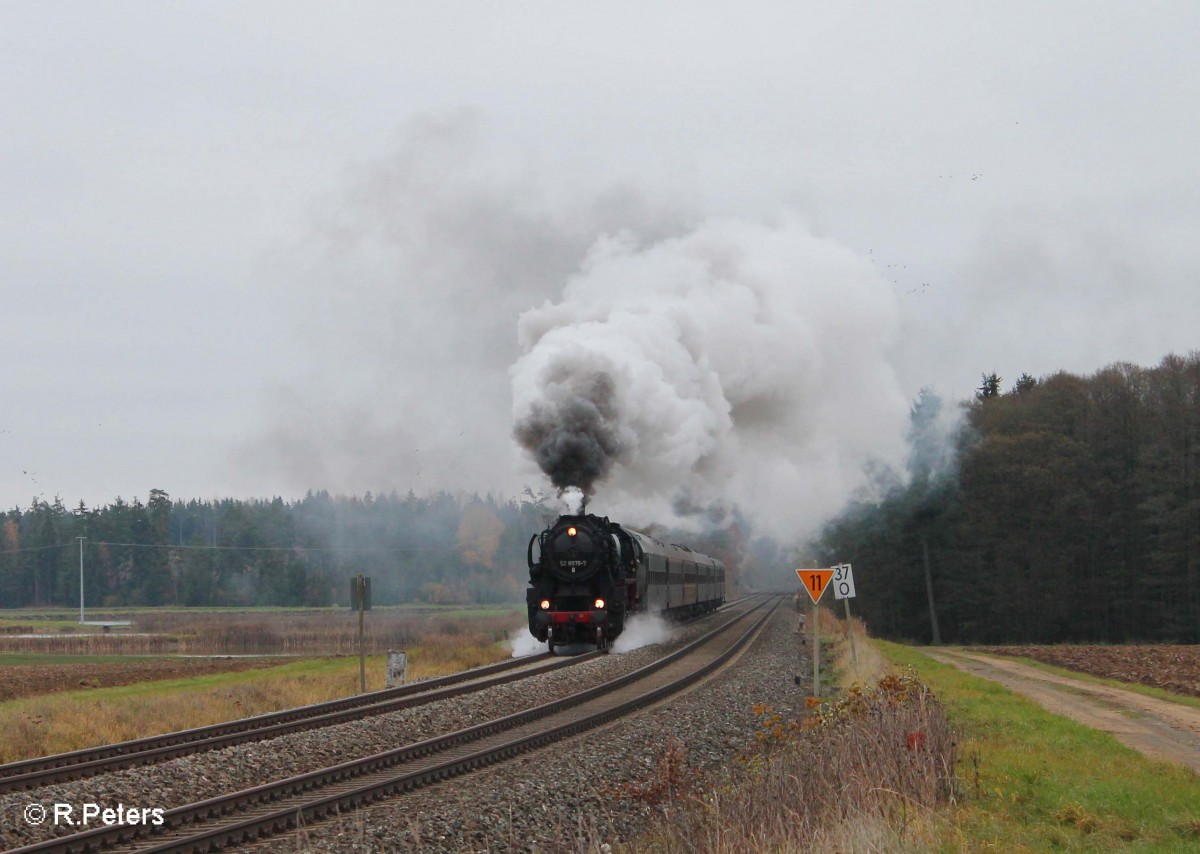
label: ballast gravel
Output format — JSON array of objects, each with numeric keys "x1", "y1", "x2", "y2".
[{"x1": 1, "y1": 606, "x2": 811, "y2": 853}]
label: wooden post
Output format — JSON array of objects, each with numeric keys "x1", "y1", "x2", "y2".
[
  {"x1": 811, "y1": 600, "x2": 820, "y2": 698},
  {"x1": 843, "y1": 597, "x2": 859, "y2": 673},
  {"x1": 356, "y1": 574, "x2": 367, "y2": 694},
  {"x1": 358, "y1": 601, "x2": 366, "y2": 693},
  {"x1": 350, "y1": 573, "x2": 369, "y2": 695}
]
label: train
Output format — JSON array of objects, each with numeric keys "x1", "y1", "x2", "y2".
[{"x1": 526, "y1": 513, "x2": 726, "y2": 652}]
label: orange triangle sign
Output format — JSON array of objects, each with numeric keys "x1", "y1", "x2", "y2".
[{"x1": 796, "y1": 568, "x2": 834, "y2": 604}]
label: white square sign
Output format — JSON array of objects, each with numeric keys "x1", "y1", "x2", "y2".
[{"x1": 832, "y1": 563, "x2": 856, "y2": 600}]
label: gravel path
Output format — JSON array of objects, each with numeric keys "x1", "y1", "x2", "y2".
[
  {"x1": 1, "y1": 604, "x2": 807, "y2": 852},
  {"x1": 929, "y1": 649, "x2": 1200, "y2": 774}
]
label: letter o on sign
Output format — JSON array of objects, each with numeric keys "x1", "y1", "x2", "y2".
[{"x1": 832, "y1": 564, "x2": 856, "y2": 600}]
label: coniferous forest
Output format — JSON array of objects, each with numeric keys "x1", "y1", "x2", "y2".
[
  {"x1": 0, "y1": 491, "x2": 551, "y2": 609},
  {"x1": 816, "y1": 352, "x2": 1200, "y2": 645},
  {"x1": 0, "y1": 489, "x2": 757, "y2": 611},
  {"x1": 4, "y1": 350, "x2": 1199, "y2": 646}
]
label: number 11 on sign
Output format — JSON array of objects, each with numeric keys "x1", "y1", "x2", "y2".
[{"x1": 797, "y1": 568, "x2": 833, "y2": 604}]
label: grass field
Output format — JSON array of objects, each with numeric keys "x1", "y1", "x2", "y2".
[
  {"x1": 622, "y1": 618, "x2": 1199, "y2": 853},
  {"x1": 0, "y1": 605, "x2": 522, "y2": 763},
  {"x1": 882, "y1": 642, "x2": 1200, "y2": 852},
  {"x1": 0, "y1": 604, "x2": 524, "y2": 655}
]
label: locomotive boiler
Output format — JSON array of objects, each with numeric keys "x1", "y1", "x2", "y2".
[{"x1": 526, "y1": 513, "x2": 725, "y2": 652}]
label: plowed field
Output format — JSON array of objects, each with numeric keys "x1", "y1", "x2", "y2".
[
  {"x1": 975, "y1": 645, "x2": 1200, "y2": 699},
  {"x1": 0, "y1": 657, "x2": 294, "y2": 702}
]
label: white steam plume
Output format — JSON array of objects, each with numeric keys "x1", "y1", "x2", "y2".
[
  {"x1": 611, "y1": 613, "x2": 676, "y2": 653},
  {"x1": 512, "y1": 217, "x2": 909, "y2": 538},
  {"x1": 242, "y1": 111, "x2": 695, "y2": 498},
  {"x1": 508, "y1": 624, "x2": 546, "y2": 658}
]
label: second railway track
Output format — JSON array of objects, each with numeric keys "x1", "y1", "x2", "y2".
[
  {"x1": 0, "y1": 650, "x2": 588, "y2": 794},
  {"x1": 7, "y1": 595, "x2": 779, "y2": 854}
]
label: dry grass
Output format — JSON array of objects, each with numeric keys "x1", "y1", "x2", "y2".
[
  {"x1": 825, "y1": 607, "x2": 889, "y2": 688},
  {"x1": 0, "y1": 658, "x2": 370, "y2": 763},
  {"x1": 0, "y1": 607, "x2": 522, "y2": 656},
  {"x1": 0, "y1": 626, "x2": 514, "y2": 763},
  {"x1": 611, "y1": 669, "x2": 956, "y2": 853}
]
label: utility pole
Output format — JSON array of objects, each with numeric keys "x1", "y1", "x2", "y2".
[
  {"x1": 351, "y1": 575, "x2": 371, "y2": 693},
  {"x1": 77, "y1": 537, "x2": 87, "y2": 624},
  {"x1": 359, "y1": 589, "x2": 366, "y2": 693}
]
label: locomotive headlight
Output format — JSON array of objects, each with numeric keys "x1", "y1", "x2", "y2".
[
  {"x1": 567, "y1": 526, "x2": 577, "y2": 537},
  {"x1": 539, "y1": 599, "x2": 551, "y2": 610},
  {"x1": 594, "y1": 598, "x2": 605, "y2": 609}
]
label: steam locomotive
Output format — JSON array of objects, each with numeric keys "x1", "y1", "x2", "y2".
[{"x1": 526, "y1": 513, "x2": 726, "y2": 652}]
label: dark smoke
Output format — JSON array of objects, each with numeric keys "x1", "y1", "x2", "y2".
[
  {"x1": 510, "y1": 216, "x2": 911, "y2": 537},
  {"x1": 513, "y1": 367, "x2": 625, "y2": 494}
]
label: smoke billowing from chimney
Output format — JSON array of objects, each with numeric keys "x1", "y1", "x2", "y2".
[
  {"x1": 513, "y1": 362, "x2": 625, "y2": 495},
  {"x1": 511, "y1": 218, "x2": 910, "y2": 538},
  {"x1": 251, "y1": 112, "x2": 909, "y2": 542}
]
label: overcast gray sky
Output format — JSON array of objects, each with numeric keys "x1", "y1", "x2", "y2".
[{"x1": 3, "y1": 2, "x2": 1198, "y2": 531}]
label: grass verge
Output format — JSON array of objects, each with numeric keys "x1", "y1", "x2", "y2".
[
  {"x1": 593, "y1": 617, "x2": 956, "y2": 853},
  {"x1": 0, "y1": 640, "x2": 510, "y2": 764},
  {"x1": 621, "y1": 670, "x2": 957, "y2": 853},
  {"x1": 881, "y1": 642, "x2": 1200, "y2": 852}
]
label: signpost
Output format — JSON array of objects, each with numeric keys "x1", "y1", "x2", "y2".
[
  {"x1": 796, "y1": 567, "x2": 833, "y2": 697},
  {"x1": 351, "y1": 575, "x2": 372, "y2": 693},
  {"x1": 832, "y1": 563, "x2": 859, "y2": 671}
]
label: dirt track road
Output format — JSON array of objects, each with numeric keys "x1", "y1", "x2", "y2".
[{"x1": 927, "y1": 650, "x2": 1200, "y2": 776}]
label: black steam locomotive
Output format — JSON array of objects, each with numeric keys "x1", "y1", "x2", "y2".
[{"x1": 526, "y1": 513, "x2": 725, "y2": 652}]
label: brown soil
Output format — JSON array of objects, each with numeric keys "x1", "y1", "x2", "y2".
[
  {"x1": 0, "y1": 657, "x2": 297, "y2": 702},
  {"x1": 975, "y1": 644, "x2": 1200, "y2": 699},
  {"x1": 928, "y1": 650, "x2": 1200, "y2": 775}
]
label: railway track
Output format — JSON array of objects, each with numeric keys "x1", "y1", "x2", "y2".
[
  {"x1": 0, "y1": 651, "x2": 590, "y2": 794},
  {"x1": 1, "y1": 597, "x2": 759, "y2": 795},
  {"x1": 9, "y1": 595, "x2": 779, "y2": 854}
]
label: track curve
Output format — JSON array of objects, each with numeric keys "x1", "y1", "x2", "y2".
[{"x1": 7, "y1": 595, "x2": 779, "y2": 854}]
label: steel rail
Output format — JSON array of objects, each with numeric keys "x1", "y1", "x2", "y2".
[
  {"x1": 2, "y1": 597, "x2": 763, "y2": 793},
  {"x1": 8, "y1": 596, "x2": 778, "y2": 854},
  {"x1": 0, "y1": 651, "x2": 582, "y2": 793}
]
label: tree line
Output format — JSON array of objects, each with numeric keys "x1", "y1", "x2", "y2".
[
  {"x1": 816, "y1": 351, "x2": 1200, "y2": 644},
  {"x1": 0, "y1": 490, "x2": 552, "y2": 609}
]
